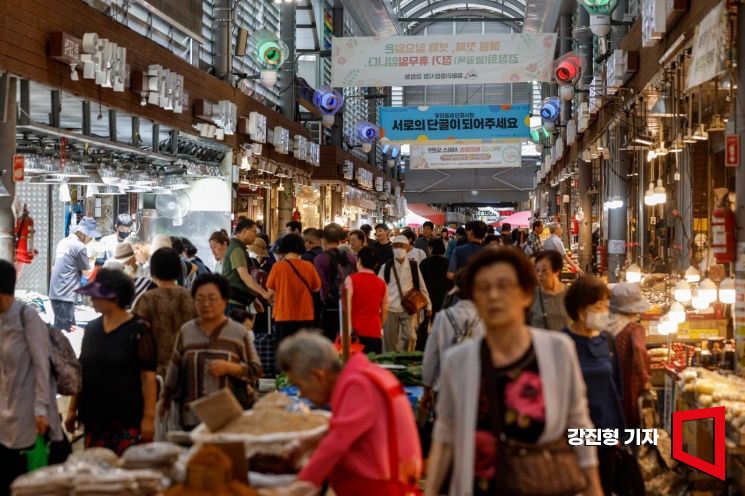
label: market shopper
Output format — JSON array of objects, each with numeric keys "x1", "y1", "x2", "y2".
[
  {"x1": 270, "y1": 331, "x2": 421, "y2": 496},
  {"x1": 65, "y1": 269, "x2": 157, "y2": 456},
  {"x1": 208, "y1": 229, "x2": 230, "y2": 274},
  {"x1": 223, "y1": 218, "x2": 273, "y2": 313},
  {"x1": 444, "y1": 226, "x2": 466, "y2": 259},
  {"x1": 348, "y1": 229, "x2": 367, "y2": 255},
  {"x1": 447, "y1": 220, "x2": 487, "y2": 279},
  {"x1": 403, "y1": 228, "x2": 428, "y2": 265},
  {"x1": 161, "y1": 274, "x2": 262, "y2": 430},
  {"x1": 425, "y1": 248, "x2": 602, "y2": 496},
  {"x1": 499, "y1": 223, "x2": 513, "y2": 246},
  {"x1": 414, "y1": 221, "x2": 435, "y2": 256},
  {"x1": 563, "y1": 276, "x2": 625, "y2": 495},
  {"x1": 182, "y1": 238, "x2": 211, "y2": 277},
  {"x1": 419, "y1": 238, "x2": 453, "y2": 315},
  {"x1": 370, "y1": 223, "x2": 394, "y2": 265},
  {"x1": 104, "y1": 242, "x2": 139, "y2": 277},
  {"x1": 609, "y1": 283, "x2": 651, "y2": 429},
  {"x1": 301, "y1": 228, "x2": 324, "y2": 263},
  {"x1": 266, "y1": 234, "x2": 322, "y2": 343},
  {"x1": 314, "y1": 224, "x2": 357, "y2": 341},
  {"x1": 527, "y1": 250, "x2": 571, "y2": 331},
  {"x1": 523, "y1": 220, "x2": 544, "y2": 256},
  {"x1": 0, "y1": 260, "x2": 63, "y2": 496},
  {"x1": 132, "y1": 248, "x2": 198, "y2": 377},
  {"x1": 100, "y1": 213, "x2": 134, "y2": 261},
  {"x1": 543, "y1": 222, "x2": 583, "y2": 275},
  {"x1": 49, "y1": 216, "x2": 98, "y2": 331},
  {"x1": 360, "y1": 224, "x2": 373, "y2": 243},
  {"x1": 379, "y1": 235, "x2": 432, "y2": 352},
  {"x1": 346, "y1": 247, "x2": 389, "y2": 354}
]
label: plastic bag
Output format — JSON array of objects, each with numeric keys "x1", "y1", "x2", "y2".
[{"x1": 23, "y1": 435, "x2": 49, "y2": 472}]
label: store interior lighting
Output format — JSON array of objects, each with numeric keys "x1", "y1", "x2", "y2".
[
  {"x1": 709, "y1": 114, "x2": 726, "y2": 132},
  {"x1": 674, "y1": 279, "x2": 692, "y2": 303},
  {"x1": 684, "y1": 265, "x2": 701, "y2": 283},
  {"x1": 719, "y1": 278, "x2": 736, "y2": 304},
  {"x1": 652, "y1": 179, "x2": 667, "y2": 204},
  {"x1": 668, "y1": 302, "x2": 686, "y2": 324},
  {"x1": 699, "y1": 278, "x2": 718, "y2": 303},
  {"x1": 644, "y1": 182, "x2": 656, "y2": 206},
  {"x1": 625, "y1": 263, "x2": 642, "y2": 283},
  {"x1": 691, "y1": 290, "x2": 710, "y2": 311}
]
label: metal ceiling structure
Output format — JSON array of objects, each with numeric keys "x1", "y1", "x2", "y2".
[{"x1": 393, "y1": 0, "x2": 527, "y2": 33}]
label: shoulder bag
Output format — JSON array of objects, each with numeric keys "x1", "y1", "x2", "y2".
[
  {"x1": 482, "y1": 343, "x2": 587, "y2": 496},
  {"x1": 538, "y1": 289, "x2": 549, "y2": 329},
  {"x1": 391, "y1": 261, "x2": 428, "y2": 316},
  {"x1": 285, "y1": 259, "x2": 314, "y2": 296}
]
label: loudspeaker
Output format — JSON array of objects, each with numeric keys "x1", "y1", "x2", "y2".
[{"x1": 236, "y1": 29, "x2": 248, "y2": 56}]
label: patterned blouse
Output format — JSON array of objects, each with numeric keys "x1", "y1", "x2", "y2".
[{"x1": 163, "y1": 318, "x2": 262, "y2": 429}]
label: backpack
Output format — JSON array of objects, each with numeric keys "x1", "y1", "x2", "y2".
[
  {"x1": 323, "y1": 249, "x2": 356, "y2": 307},
  {"x1": 444, "y1": 307, "x2": 481, "y2": 345},
  {"x1": 248, "y1": 258, "x2": 268, "y2": 289},
  {"x1": 360, "y1": 362, "x2": 422, "y2": 493},
  {"x1": 383, "y1": 260, "x2": 421, "y2": 290},
  {"x1": 21, "y1": 305, "x2": 82, "y2": 396}
]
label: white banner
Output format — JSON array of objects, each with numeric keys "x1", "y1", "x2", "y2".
[
  {"x1": 331, "y1": 33, "x2": 557, "y2": 87},
  {"x1": 409, "y1": 142, "x2": 522, "y2": 170},
  {"x1": 686, "y1": 2, "x2": 726, "y2": 90}
]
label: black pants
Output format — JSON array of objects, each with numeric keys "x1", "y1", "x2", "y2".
[
  {"x1": 321, "y1": 307, "x2": 341, "y2": 342},
  {"x1": 598, "y1": 447, "x2": 617, "y2": 496},
  {"x1": 0, "y1": 442, "x2": 32, "y2": 496},
  {"x1": 275, "y1": 321, "x2": 315, "y2": 344},
  {"x1": 357, "y1": 336, "x2": 383, "y2": 354}
]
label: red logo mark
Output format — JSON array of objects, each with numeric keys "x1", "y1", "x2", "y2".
[{"x1": 671, "y1": 406, "x2": 726, "y2": 481}]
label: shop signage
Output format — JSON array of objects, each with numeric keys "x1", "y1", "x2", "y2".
[
  {"x1": 384, "y1": 181, "x2": 392, "y2": 194},
  {"x1": 375, "y1": 177, "x2": 384, "y2": 192},
  {"x1": 379, "y1": 104, "x2": 529, "y2": 142},
  {"x1": 308, "y1": 142, "x2": 320, "y2": 167},
  {"x1": 194, "y1": 99, "x2": 237, "y2": 138},
  {"x1": 49, "y1": 32, "x2": 128, "y2": 90},
  {"x1": 293, "y1": 135, "x2": 308, "y2": 160},
  {"x1": 273, "y1": 126, "x2": 290, "y2": 154},
  {"x1": 343, "y1": 160, "x2": 354, "y2": 180},
  {"x1": 672, "y1": 406, "x2": 726, "y2": 481},
  {"x1": 608, "y1": 239, "x2": 626, "y2": 254},
  {"x1": 409, "y1": 142, "x2": 522, "y2": 170},
  {"x1": 130, "y1": 65, "x2": 186, "y2": 113},
  {"x1": 355, "y1": 168, "x2": 374, "y2": 190},
  {"x1": 394, "y1": 186, "x2": 401, "y2": 198},
  {"x1": 240, "y1": 112, "x2": 267, "y2": 144},
  {"x1": 12, "y1": 155, "x2": 24, "y2": 182},
  {"x1": 726, "y1": 135, "x2": 739, "y2": 167},
  {"x1": 331, "y1": 33, "x2": 557, "y2": 87},
  {"x1": 641, "y1": 0, "x2": 666, "y2": 48},
  {"x1": 687, "y1": 2, "x2": 726, "y2": 90}
]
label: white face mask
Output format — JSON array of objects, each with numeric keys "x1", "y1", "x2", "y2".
[
  {"x1": 585, "y1": 310, "x2": 610, "y2": 331},
  {"x1": 393, "y1": 248, "x2": 407, "y2": 260}
]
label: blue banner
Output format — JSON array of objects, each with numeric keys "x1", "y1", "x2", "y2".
[{"x1": 379, "y1": 104, "x2": 530, "y2": 142}]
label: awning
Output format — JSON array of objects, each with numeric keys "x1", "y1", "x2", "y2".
[
  {"x1": 407, "y1": 203, "x2": 445, "y2": 226},
  {"x1": 492, "y1": 210, "x2": 532, "y2": 229}
]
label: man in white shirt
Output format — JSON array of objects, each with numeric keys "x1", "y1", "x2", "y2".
[
  {"x1": 378, "y1": 235, "x2": 432, "y2": 352},
  {"x1": 542, "y1": 222, "x2": 583, "y2": 275},
  {"x1": 100, "y1": 214, "x2": 134, "y2": 261}
]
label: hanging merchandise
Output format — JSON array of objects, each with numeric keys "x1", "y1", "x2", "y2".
[
  {"x1": 14, "y1": 204, "x2": 37, "y2": 265},
  {"x1": 711, "y1": 204, "x2": 735, "y2": 264}
]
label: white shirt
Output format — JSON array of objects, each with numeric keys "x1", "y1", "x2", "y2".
[
  {"x1": 406, "y1": 247, "x2": 428, "y2": 265},
  {"x1": 100, "y1": 233, "x2": 121, "y2": 260},
  {"x1": 542, "y1": 233, "x2": 567, "y2": 255},
  {"x1": 378, "y1": 258, "x2": 432, "y2": 314}
]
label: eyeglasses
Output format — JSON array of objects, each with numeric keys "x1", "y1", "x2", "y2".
[
  {"x1": 195, "y1": 295, "x2": 222, "y2": 305},
  {"x1": 473, "y1": 279, "x2": 521, "y2": 294}
]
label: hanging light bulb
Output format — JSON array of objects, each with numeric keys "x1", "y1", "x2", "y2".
[
  {"x1": 685, "y1": 265, "x2": 701, "y2": 283},
  {"x1": 647, "y1": 150, "x2": 657, "y2": 162},
  {"x1": 691, "y1": 289, "x2": 710, "y2": 311},
  {"x1": 575, "y1": 207, "x2": 585, "y2": 222},
  {"x1": 657, "y1": 314, "x2": 678, "y2": 336},
  {"x1": 668, "y1": 302, "x2": 686, "y2": 324},
  {"x1": 644, "y1": 182, "x2": 657, "y2": 206},
  {"x1": 674, "y1": 279, "x2": 692, "y2": 303},
  {"x1": 652, "y1": 179, "x2": 667, "y2": 204},
  {"x1": 719, "y1": 277, "x2": 736, "y2": 304},
  {"x1": 699, "y1": 278, "x2": 718, "y2": 303},
  {"x1": 277, "y1": 181, "x2": 285, "y2": 192},
  {"x1": 626, "y1": 263, "x2": 642, "y2": 283}
]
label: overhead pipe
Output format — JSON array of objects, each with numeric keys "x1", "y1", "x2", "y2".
[
  {"x1": 213, "y1": 0, "x2": 232, "y2": 80},
  {"x1": 576, "y1": 4, "x2": 594, "y2": 273}
]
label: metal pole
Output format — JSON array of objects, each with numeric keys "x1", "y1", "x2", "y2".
[
  {"x1": 50, "y1": 90, "x2": 61, "y2": 128},
  {"x1": 734, "y1": 5, "x2": 745, "y2": 372},
  {"x1": 330, "y1": 1, "x2": 344, "y2": 147},
  {"x1": 0, "y1": 77, "x2": 17, "y2": 262},
  {"x1": 278, "y1": 1, "x2": 296, "y2": 119},
  {"x1": 608, "y1": 123, "x2": 628, "y2": 282},
  {"x1": 108, "y1": 109, "x2": 117, "y2": 142},
  {"x1": 214, "y1": 0, "x2": 232, "y2": 80},
  {"x1": 82, "y1": 101, "x2": 91, "y2": 135}
]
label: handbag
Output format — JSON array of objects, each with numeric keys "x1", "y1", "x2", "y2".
[
  {"x1": 482, "y1": 344, "x2": 587, "y2": 496},
  {"x1": 391, "y1": 262, "x2": 428, "y2": 316}
]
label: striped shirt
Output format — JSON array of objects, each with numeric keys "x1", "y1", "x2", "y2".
[{"x1": 163, "y1": 318, "x2": 262, "y2": 429}]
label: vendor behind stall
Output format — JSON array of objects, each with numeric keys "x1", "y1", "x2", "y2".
[{"x1": 270, "y1": 331, "x2": 421, "y2": 496}]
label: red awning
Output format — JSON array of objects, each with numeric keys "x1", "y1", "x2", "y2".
[{"x1": 406, "y1": 203, "x2": 446, "y2": 226}]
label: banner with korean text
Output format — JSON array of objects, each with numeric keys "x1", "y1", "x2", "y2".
[
  {"x1": 410, "y1": 142, "x2": 522, "y2": 170},
  {"x1": 380, "y1": 104, "x2": 530, "y2": 142},
  {"x1": 331, "y1": 34, "x2": 557, "y2": 87}
]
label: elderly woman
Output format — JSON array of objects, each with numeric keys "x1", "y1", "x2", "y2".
[
  {"x1": 563, "y1": 276, "x2": 625, "y2": 495},
  {"x1": 609, "y1": 283, "x2": 651, "y2": 429},
  {"x1": 209, "y1": 230, "x2": 230, "y2": 274},
  {"x1": 425, "y1": 248, "x2": 602, "y2": 496},
  {"x1": 161, "y1": 274, "x2": 262, "y2": 430},
  {"x1": 264, "y1": 331, "x2": 421, "y2": 496},
  {"x1": 527, "y1": 250, "x2": 571, "y2": 331},
  {"x1": 65, "y1": 269, "x2": 157, "y2": 455}
]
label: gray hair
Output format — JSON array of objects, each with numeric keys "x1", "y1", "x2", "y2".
[
  {"x1": 548, "y1": 222, "x2": 562, "y2": 234},
  {"x1": 126, "y1": 236, "x2": 144, "y2": 246},
  {"x1": 278, "y1": 331, "x2": 342, "y2": 376},
  {"x1": 150, "y1": 234, "x2": 172, "y2": 252}
]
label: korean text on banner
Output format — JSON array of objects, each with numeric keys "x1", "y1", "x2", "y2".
[
  {"x1": 686, "y1": 2, "x2": 726, "y2": 90},
  {"x1": 409, "y1": 143, "x2": 522, "y2": 170},
  {"x1": 331, "y1": 33, "x2": 557, "y2": 87},
  {"x1": 380, "y1": 104, "x2": 530, "y2": 142}
]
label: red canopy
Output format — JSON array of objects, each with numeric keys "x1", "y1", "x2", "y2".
[
  {"x1": 406, "y1": 203, "x2": 446, "y2": 226},
  {"x1": 493, "y1": 210, "x2": 532, "y2": 229}
]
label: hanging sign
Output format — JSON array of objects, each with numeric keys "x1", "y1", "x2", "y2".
[
  {"x1": 686, "y1": 2, "x2": 727, "y2": 90},
  {"x1": 331, "y1": 33, "x2": 557, "y2": 87},
  {"x1": 379, "y1": 104, "x2": 529, "y2": 142},
  {"x1": 13, "y1": 155, "x2": 24, "y2": 182},
  {"x1": 409, "y1": 142, "x2": 522, "y2": 170},
  {"x1": 726, "y1": 135, "x2": 740, "y2": 167}
]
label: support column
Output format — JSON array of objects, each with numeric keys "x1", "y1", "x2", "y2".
[
  {"x1": 607, "y1": 124, "x2": 628, "y2": 282},
  {"x1": 0, "y1": 76, "x2": 17, "y2": 262},
  {"x1": 578, "y1": 157, "x2": 593, "y2": 272},
  {"x1": 330, "y1": 1, "x2": 344, "y2": 147},
  {"x1": 277, "y1": 189, "x2": 293, "y2": 235},
  {"x1": 278, "y1": 1, "x2": 296, "y2": 119},
  {"x1": 734, "y1": 5, "x2": 745, "y2": 371},
  {"x1": 214, "y1": 0, "x2": 232, "y2": 80}
]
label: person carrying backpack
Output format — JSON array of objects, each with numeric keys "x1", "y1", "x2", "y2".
[
  {"x1": 0, "y1": 260, "x2": 65, "y2": 496},
  {"x1": 379, "y1": 236, "x2": 432, "y2": 352},
  {"x1": 314, "y1": 224, "x2": 357, "y2": 341}
]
